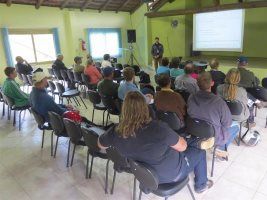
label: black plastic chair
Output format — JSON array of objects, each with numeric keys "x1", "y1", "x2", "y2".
[
  {"x1": 63, "y1": 118, "x2": 85, "y2": 167},
  {"x1": 60, "y1": 69, "x2": 70, "y2": 87},
  {"x1": 56, "y1": 82, "x2": 87, "y2": 109},
  {"x1": 87, "y1": 90, "x2": 107, "y2": 126},
  {"x1": 47, "y1": 81, "x2": 59, "y2": 101},
  {"x1": 30, "y1": 108, "x2": 53, "y2": 155},
  {"x1": 21, "y1": 74, "x2": 31, "y2": 93},
  {"x1": 186, "y1": 116, "x2": 224, "y2": 177},
  {"x1": 48, "y1": 111, "x2": 69, "y2": 158},
  {"x1": 81, "y1": 73, "x2": 97, "y2": 91},
  {"x1": 101, "y1": 95, "x2": 121, "y2": 126},
  {"x1": 174, "y1": 89, "x2": 190, "y2": 103},
  {"x1": 156, "y1": 110, "x2": 183, "y2": 133},
  {"x1": 129, "y1": 160, "x2": 195, "y2": 200},
  {"x1": 0, "y1": 90, "x2": 5, "y2": 117},
  {"x1": 67, "y1": 70, "x2": 76, "y2": 86},
  {"x1": 2, "y1": 93, "x2": 30, "y2": 131},
  {"x1": 27, "y1": 75, "x2": 33, "y2": 86},
  {"x1": 74, "y1": 72, "x2": 83, "y2": 89},
  {"x1": 48, "y1": 68, "x2": 55, "y2": 79},
  {"x1": 52, "y1": 68, "x2": 64, "y2": 82},
  {"x1": 81, "y1": 126, "x2": 107, "y2": 180}
]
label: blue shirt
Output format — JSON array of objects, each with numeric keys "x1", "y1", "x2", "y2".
[
  {"x1": 157, "y1": 66, "x2": 170, "y2": 75},
  {"x1": 118, "y1": 81, "x2": 141, "y2": 100},
  {"x1": 29, "y1": 87, "x2": 67, "y2": 122}
]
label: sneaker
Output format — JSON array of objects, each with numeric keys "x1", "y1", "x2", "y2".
[
  {"x1": 244, "y1": 122, "x2": 256, "y2": 129},
  {"x1": 199, "y1": 137, "x2": 215, "y2": 150},
  {"x1": 195, "y1": 180, "x2": 214, "y2": 193},
  {"x1": 215, "y1": 149, "x2": 229, "y2": 159}
]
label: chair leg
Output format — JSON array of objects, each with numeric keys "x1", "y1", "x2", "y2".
[
  {"x1": 211, "y1": 146, "x2": 217, "y2": 177},
  {"x1": 19, "y1": 110, "x2": 23, "y2": 131},
  {"x1": 86, "y1": 149, "x2": 90, "y2": 179},
  {"x1": 72, "y1": 97, "x2": 79, "y2": 106},
  {"x1": 110, "y1": 169, "x2": 117, "y2": 194},
  {"x1": 92, "y1": 108, "x2": 95, "y2": 123},
  {"x1": 106, "y1": 112, "x2": 109, "y2": 127},
  {"x1": 79, "y1": 96, "x2": 87, "y2": 109},
  {"x1": 13, "y1": 110, "x2": 16, "y2": 126},
  {"x1": 89, "y1": 156, "x2": 95, "y2": 178},
  {"x1": 54, "y1": 136, "x2": 59, "y2": 158},
  {"x1": 66, "y1": 140, "x2": 71, "y2": 167},
  {"x1": 187, "y1": 184, "x2": 196, "y2": 200},
  {"x1": 138, "y1": 190, "x2": 142, "y2": 200},
  {"x1": 70, "y1": 144, "x2": 76, "y2": 166},
  {"x1": 7, "y1": 106, "x2": 10, "y2": 120},
  {"x1": 102, "y1": 110, "x2": 106, "y2": 127},
  {"x1": 133, "y1": 177, "x2": 136, "y2": 200},
  {"x1": 105, "y1": 159, "x2": 110, "y2": 194},
  {"x1": 41, "y1": 129, "x2": 45, "y2": 148},
  {"x1": 2, "y1": 103, "x2": 5, "y2": 117},
  {"x1": 50, "y1": 132, "x2": 54, "y2": 156}
]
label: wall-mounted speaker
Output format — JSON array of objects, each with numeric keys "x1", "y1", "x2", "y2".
[{"x1": 127, "y1": 29, "x2": 136, "y2": 43}]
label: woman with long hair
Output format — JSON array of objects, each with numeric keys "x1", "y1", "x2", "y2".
[
  {"x1": 98, "y1": 91, "x2": 213, "y2": 193},
  {"x1": 217, "y1": 68, "x2": 251, "y2": 123}
]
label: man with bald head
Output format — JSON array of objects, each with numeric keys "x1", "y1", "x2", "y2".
[
  {"x1": 52, "y1": 54, "x2": 68, "y2": 72},
  {"x1": 15, "y1": 56, "x2": 33, "y2": 75}
]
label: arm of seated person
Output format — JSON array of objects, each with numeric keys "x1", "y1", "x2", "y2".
[
  {"x1": 171, "y1": 137, "x2": 187, "y2": 152},
  {"x1": 97, "y1": 125, "x2": 115, "y2": 149}
]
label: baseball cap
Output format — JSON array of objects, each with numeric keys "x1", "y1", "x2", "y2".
[
  {"x1": 32, "y1": 72, "x2": 49, "y2": 84},
  {"x1": 74, "y1": 56, "x2": 82, "y2": 63},
  {"x1": 102, "y1": 67, "x2": 114, "y2": 77},
  {"x1": 237, "y1": 56, "x2": 248, "y2": 63}
]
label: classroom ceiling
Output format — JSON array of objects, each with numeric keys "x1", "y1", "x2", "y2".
[{"x1": 0, "y1": 0, "x2": 149, "y2": 13}]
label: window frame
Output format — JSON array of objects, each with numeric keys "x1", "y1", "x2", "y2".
[
  {"x1": 8, "y1": 29, "x2": 56, "y2": 65},
  {"x1": 87, "y1": 28, "x2": 122, "y2": 59}
]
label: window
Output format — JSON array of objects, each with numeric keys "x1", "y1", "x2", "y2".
[
  {"x1": 88, "y1": 28, "x2": 122, "y2": 59},
  {"x1": 9, "y1": 33, "x2": 56, "y2": 64}
]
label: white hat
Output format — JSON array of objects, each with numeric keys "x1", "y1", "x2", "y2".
[{"x1": 32, "y1": 72, "x2": 49, "y2": 84}]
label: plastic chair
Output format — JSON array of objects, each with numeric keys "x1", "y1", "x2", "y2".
[
  {"x1": 30, "y1": 108, "x2": 53, "y2": 155},
  {"x1": 101, "y1": 95, "x2": 121, "y2": 126},
  {"x1": 63, "y1": 118, "x2": 85, "y2": 167},
  {"x1": 87, "y1": 90, "x2": 107, "y2": 126},
  {"x1": 156, "y1": 110, "x2": 183, "y2": 133},
  {"x1": 129, "y1": 159, "x2": 195, "y2": 200},
  {"x1": 47, "y1": 81, "x2": 59, "y2": 101},
  {"x1": 81, "y1": 73, "x2": 97, "y2": 91},
  {"x1": 60, "y1": 69, "x2": 70, "y2": 87},
  {"x1": 48, "y1": 111, "x2": 69, "y2": 158}
]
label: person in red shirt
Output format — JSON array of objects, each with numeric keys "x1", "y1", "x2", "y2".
[{"x1": 84, "y1": 58, "x2": 102, "y2": 85}]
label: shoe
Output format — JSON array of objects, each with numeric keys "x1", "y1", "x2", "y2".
[
  {"x1": 244, "y1": 122, "x2": 256, "y2": 129},
  {"x1": 215, "y1": 149, "x2": 229, "y2": 159},
  {"x1": 195, "y1": 180, "x2": 214, "y2": 193},
  {"x1": 199, "y1": 137, "x2": 215, "y2": 150}
]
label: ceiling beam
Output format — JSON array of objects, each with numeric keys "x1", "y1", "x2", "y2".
[
  {"x1": 130, "y1": 1, "x2": 143, "y2": 14},
  {"x1": 153, "y1": 0, "x2": 170, "y2": 12},
  {"x1": 6, "y1": 0, "x2": 12, "y2": 7},
  {"x1": 145, "y1": 0, "x2": 267, "y2": 18},
  {"x1": 60, "y1": 0, "x2": 71, "y2": 9},
  {"x1": 80, "y1": 0, "x2": 93, "y2": 11},
  {"x1": 35, "y1": 0, "x2": 44, "y2": 9},
  {"x1": 99, "y1": 0, "x2": 111, "y2": 12},
  {"x1": 116, "y1": 0, "x2": 132, "y2": 13}
]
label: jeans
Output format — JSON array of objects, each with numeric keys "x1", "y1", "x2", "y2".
[
  {"x1": 248, "y1": 105, "x2": 255, "y2": 123},
  {"x1": 218, "y1": 124, "x2": 239, "y2": 150},
  {"x1": 174, "y1": 139, "x2": 208, "y2": 191}
]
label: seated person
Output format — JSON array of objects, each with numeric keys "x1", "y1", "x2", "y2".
[
  {"x1": 98, "y1": 91, "x2": 213, "y2": 193},
  {"x1": 115, "y1": 63, "x2": 123, "y2": 71},
  {"x1": 101, "y1": 54, "x2": 112, "y2": 68},
  {"x1": 187, "y1": 72, "x2": 239, "y2": 159},
  {"x1": 73, "y1": 56, "x2": 85, "y2": 73},
  {"x1": 154, "y1": 74, "x2": 186, "y2": 121},
  {"x1": 15, "y1": 56, "x2": 33, "y2": 75},
  {"x1": 84, "y1": 58, "x2": 102, "y2": 85},
  {"x1": 139, "y1": 71, "x2": 155, "y2": 96},
  {"x1": 156, "y1": 57, "x2": 170, "y2": 75},
  {"x1": 170, "y1": 57, "x2": 184, "y2": 78},
  {"x1": 52, "y1": 54, "x2": 68, "y2": 73},
  {"x1": 2, "y1": 67, "x2": 29, "y2": 107},
  {"x1": 175, "y1": 62, "x2": 199, "y2": 94},
  {"x1": 217, "y1": 68, "x2": 251, "y2": 123},
  {"x1": 209, "y1": 58, "x2": 225, "y2": 94},
  {"x1": 118, "y1": 67, "x2": 153, "y2": 103},
  {"x1": 97, "y1": 67, "x2": 119, "y2": 99},
  {"x1": 237, "y1": 56, "x2": 260, "y2": 88}
]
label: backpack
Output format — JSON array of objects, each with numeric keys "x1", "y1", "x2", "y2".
[{"x1": 242, "y1": 130, "x2": 261, "y2": 146}]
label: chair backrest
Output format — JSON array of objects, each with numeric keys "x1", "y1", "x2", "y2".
[
  {"x1": 55, "y1": 82, "x2": 65, "y2": 95},
  {"x1": 67, "y1": 70, "x2": 75, "y2": 83},
  {"x1": 48, "y1": 68, "x2": 55, "y2": 76},
  {"x1": 174, "y1": 89, "x2": 190, "y2": 102},
  {"x1": 74, "y1": 72, "x2": 82, "y2": 83},
  {"x1": 81, "y1": 127, "x2": 101, "y2": 152},
  {"x1": 106, "y1": 146, "x2": 130, "y2": 172},
  {"x1": 186, "y1": 116, "x2": 215, "y2": 138},
  {"x1": 21, "y1": 74, "x2": 30, "y2": 85},
  {"x1": 129, "y1": 159, "x2": 158, "y2": 194},
  {"x1": 48, "y1": 111, "x2": 65, "y2": 136},
  {"x1": 262, "y1": 78, "x2": 267, "y2": 89},
  {"x1": 101, "y1": 95, "x2": 120, "y2": 114},
  {"x1": 225, "y1": 100, "x2": 243, "y2": 116},
  {"x1": 27, "y1": 75, "x2": 33, "y2": 86},
  {"x1": 60, "y1": 70, "x2": 69, "y2": 81},
  {"x1": 48, "y1": 81, "x2": 56, "y2": 93},
  {"x1": 53, "y1": 68, "x2": 63, "y2": 80},
  {"x1": 2, "y1": 93, "x2": 14, "y2": 107},
  {"x1": 156, "y1": 110, "x2": 183, "y2": 131},
  {"x1": 30, "y1": 108, "x2": 45, "y2": 127},
  {"x1": 63, "y1": 118, "x2": 83, "y2": 143},
  {"x1": 87, "y1": 90, "x2": 101, "y2": 105}
]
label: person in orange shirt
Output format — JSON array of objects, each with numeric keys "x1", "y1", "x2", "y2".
[{"x1": 84, "y1": 58, "x2": 102, "y2": 85}]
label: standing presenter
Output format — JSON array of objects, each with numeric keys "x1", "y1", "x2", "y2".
[{"x1": 151, "y1": 37, "x2": 164, "y2": 71}]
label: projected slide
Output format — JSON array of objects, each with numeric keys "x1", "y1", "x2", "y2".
[{"x1": 193, "y1": 9, "x2": 245, "y2": 52}]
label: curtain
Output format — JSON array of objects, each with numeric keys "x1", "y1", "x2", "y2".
[
  {"x1": 52, "y1": 28, "x2": 61, "y2": 55},
  {"x1": 1, "y1": 27, "x2": 14, "y2": 67}
]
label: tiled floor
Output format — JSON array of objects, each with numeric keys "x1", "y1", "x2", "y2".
[{"x1": 0, "y1": 83, "x2": 267, "y2": 200}]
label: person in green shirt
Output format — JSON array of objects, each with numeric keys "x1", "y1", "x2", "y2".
[
  {"x1": 170, "y1": 57, "x2": 184, "y2": 78},
  {"x1": 73, "y1": 56, "x2": 85, "y2": 73},
  {"x1": 2, "y1": 67, "x2": 29, "y2": 107}
]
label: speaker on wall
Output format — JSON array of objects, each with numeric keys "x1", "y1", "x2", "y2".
[{"x1": 127, "y1": 29, "x2": 136, "y2": 43}]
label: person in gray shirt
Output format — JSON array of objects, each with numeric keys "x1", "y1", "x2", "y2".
[{"x1": 175, "y1": 62, "x2": 199, "y2": 94}]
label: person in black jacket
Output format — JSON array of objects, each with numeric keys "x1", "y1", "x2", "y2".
[
  {"x1": 15, "y1": 56, "x2": 33, "y2": 75},
  {"x1": 151, "y1": 37, "x2": 164, "y2": 71},
  {"x1": 52, "y1": 54, "x2": 67, "y2": 72},
  {"x1": 209, "y1": 58, "x2": 226, "y2": 94}
]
